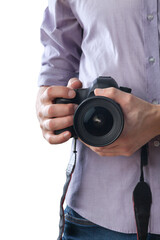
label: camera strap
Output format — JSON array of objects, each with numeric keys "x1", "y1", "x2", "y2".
[
  {"x1": 133, "y1": 144, "x2": 152, "y2": 240},
  {"x1": 57, "y1": 141, "x2": 152, "y2": 240},
  {"x1": 57, "y1": 138, "x2": 77, "y2": 240}
]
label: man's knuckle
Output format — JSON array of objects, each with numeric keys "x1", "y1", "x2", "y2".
[
  {"x1": 104, "y1": 87, "x2": 116, "y2": 98},
  {"x1": 46, "y1": 86, "x2": 54, "y2": 98},
  {"x1": 110, "y1": 87, "x2": 116, "y2": 93},
  {"x1": 65, "y1": 118, "x2": 71, "y2": 127},
  {"x1": 44, "y1": 119, "x2": 53, "y2": 130},
  {"x1": 48, "y1": 119, "x2": 55, "y2": 130},
  {"x1": 65, "y1": 116, "x2": 73, "y2": 125},
  {"x1": 48, "y1": 105, "x2": 54, "y2": 116},
  {"x1": 125, "y1": 93, "x2": 133, "y2": 104},
  {"x1": 68, "y1": 104, "x2": 74, "y2": 114},
  {"x1": 38, "y1": 109, "x2": 42, "y2": 118},
  {"x1": 109, "y1": 87, "x2": 116, "y2": 95}
]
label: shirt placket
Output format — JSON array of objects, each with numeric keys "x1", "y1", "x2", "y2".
[{"x1": 143, "y1": 0, "x2": 160, "y2": 104}]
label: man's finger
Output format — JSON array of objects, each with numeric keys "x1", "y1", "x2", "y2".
[
  {"x1": 41, "y1": 103, "x2": 77, "y2": 118},
  {"x1": 41, "y1": 86, "x2": 76, "y2": 103},
  {"x1": 94, "y1": 87, "x2": 130, "y2": 105},
  {"x1": 67, "y1": 78, "x2": 82, "y2": 89},
  {"x1": 43, "y1": 131, "x2": 71, "y2": 144},
  {"x1": 43, "y1": 115, "x2": 74, "y2": 131}
]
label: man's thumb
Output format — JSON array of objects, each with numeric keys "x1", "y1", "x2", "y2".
[
  {"x1": 94, "y1": 87, "x2": 128, "y2": 104},
  {"x1": 67, "y1": 78, "x2": 82, "y2": 89}
]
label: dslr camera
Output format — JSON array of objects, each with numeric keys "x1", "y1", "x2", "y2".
[{"x1": 55, "y1": 76, "x2": 131, "y2": 147}]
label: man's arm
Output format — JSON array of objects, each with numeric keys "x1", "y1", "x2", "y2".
[
  {"x1": 38, "y1": 0, "x2": 83, "y2": 87},
  {"x1": 36, "y1": 78, "x2": 82, "y2": 144},
  {"x1": 37, "y1": 0, "x2": 83, "y2": 143},
  {"x1": 86, "y1": 88, "x2": 160, "y2": 157}
]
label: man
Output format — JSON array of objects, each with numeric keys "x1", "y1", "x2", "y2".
[{"x1": 36, "y1": 0, "x2": 160, "y2": 239}]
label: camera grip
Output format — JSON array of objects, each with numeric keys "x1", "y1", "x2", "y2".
[
  {"x1": 55, "y1": 98, "x2": 75, "y2": 104},
  {"x1": 54, "y1": 126, "x2": 76, "y2": 137},
  {"x1": 54, "y1": 95, "x2": 77, "y2": 137},
  {"x1": 54, "y1": 97, "x2": 77, "y2": 137},
  {"x1": 55, "y1": 89, "x2": 82, "y2": 104}
]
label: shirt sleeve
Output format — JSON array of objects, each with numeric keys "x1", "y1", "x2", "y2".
[{"x1": 38, "y1": 0, "x2": 83, "y2": 86}]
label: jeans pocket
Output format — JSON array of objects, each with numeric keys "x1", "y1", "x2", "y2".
[{"x1": 64, "y1": 206, "x2": 96, "y2": 227}]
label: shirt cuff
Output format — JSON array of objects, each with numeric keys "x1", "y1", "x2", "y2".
[{"x1": 38, "y1": 66, "x2": 79, "y2": 86}]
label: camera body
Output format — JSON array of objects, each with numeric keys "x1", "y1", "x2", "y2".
[{"x1": 55, "y1": 76, "x2": 131, "y2": 147}]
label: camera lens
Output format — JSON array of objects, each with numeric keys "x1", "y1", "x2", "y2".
[
  {"x1": 83, "y1": 107, "x2": 113, "y2": 136},
  {"x1": 74, "y1": 96, "x2": 124, "y2": 147}
]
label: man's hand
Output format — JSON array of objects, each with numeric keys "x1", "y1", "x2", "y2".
[
  {"x1": 36, "y1": 78, "x2": 82, "y2": 144},
  {"x1": 86, "y1": 87, "x2": 160, "y2": 157}
]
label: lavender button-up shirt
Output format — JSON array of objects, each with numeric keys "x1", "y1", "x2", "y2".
[{"x1": 39, "y1": 0, "x2": 160, "y2": 234}]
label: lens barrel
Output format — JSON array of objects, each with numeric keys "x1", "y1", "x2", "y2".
[{"x1": 73, "y1": 96, "x2": 124, "y2": 147}]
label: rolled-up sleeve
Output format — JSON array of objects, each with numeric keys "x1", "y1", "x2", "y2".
[{"x1": 38, "y1": 0, "x2": 83, "y2": 86}]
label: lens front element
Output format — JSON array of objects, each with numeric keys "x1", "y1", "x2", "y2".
[
  {"x1": 84, "y1": 107, "x2": 113, "y2": 137},
  {"x1": 74, "y1": 96, "x2": 124, "y2": 147}
]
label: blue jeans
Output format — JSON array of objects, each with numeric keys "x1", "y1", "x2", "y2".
[{"x1": 63, "y1": 206, "x2": 160, "y2": 240}]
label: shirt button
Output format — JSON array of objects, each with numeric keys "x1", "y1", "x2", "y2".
[
  {"x1": 152, "y1": 99, "x2": 159, "y2": 105},
  {"x1": 147, "y1": 14, "x2": 154, "y2": 21},
  {"x1": 154, "y1": 140, "x2": 160, "y2": 147},
  {"x1": 148, "y1": 56, "x2": 155, "y2": 64}
]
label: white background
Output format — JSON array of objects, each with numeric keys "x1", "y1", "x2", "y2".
[{"x1": 0, "y1": 1, "x2": 72, "y2": 239}]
